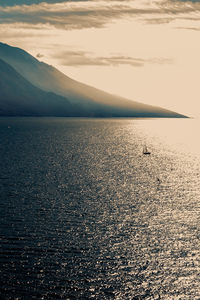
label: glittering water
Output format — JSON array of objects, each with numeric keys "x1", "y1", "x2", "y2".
[{"x1": 0, "y1": 117, "x2": 199, "y2": 299}]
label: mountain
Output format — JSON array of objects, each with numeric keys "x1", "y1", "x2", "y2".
[
  {"x1": 0, "y1": 58, "x2": 77, "y2": 116},
  {"x1": 0, "y1": 42, "x2": 186, "y2": 117}
]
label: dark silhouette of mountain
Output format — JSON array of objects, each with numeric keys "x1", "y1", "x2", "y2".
[
  {"x1": 0, "y1": 58, "x2": 77, "y2": 116},
  {"x1": 0, "y1": 42, "x2": 186, "y2": 117}
]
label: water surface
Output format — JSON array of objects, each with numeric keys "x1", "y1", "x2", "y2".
[{"x1": 0, "y1": 118, "x2": 199, "y2": 299}]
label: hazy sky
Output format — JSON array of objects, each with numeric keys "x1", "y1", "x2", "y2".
[{"x1": 1, "y1": 0, "x2": 200, "y2": 117}]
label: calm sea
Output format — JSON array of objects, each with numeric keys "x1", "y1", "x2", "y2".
[{"x1": 0, "y1": 117, "x2": 199, "y2": 299}]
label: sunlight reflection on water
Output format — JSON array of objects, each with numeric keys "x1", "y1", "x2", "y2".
[
  {"x1": 136, "y1": 118, "x2": 200, "y2": 156},
  {"x1": 0, "y1": 117, "x2": 199, "y2": 299}
]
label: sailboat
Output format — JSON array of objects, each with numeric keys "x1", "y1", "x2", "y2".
[{"x1": 143, "y1": 145, "x2": 151, "y2": 155}]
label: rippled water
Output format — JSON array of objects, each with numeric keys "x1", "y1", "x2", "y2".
[{"x1": 0, "y1": 117, "x2": 199, "y2": 299}]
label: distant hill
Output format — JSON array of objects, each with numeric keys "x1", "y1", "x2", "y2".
[
  {"x1": 0, "y1": 58, "x2": 76, "y2": 116},
  {"x1": 0, "y1": 42, "x2": 186, "y2": 117}
]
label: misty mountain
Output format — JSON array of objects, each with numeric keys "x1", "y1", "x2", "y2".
[
  {"x1": 0, "y1": 58, "x2": 78, "y2": 116},
  {"x1": 0, "y1": 42, "x2": 186, "y2": 117}
]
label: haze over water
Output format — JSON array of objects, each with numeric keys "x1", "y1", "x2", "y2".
[{"x1": 0, "y1": 117, "x2": 199, "y2": 299}]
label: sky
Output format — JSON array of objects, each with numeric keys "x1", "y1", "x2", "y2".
[{"x1": 0, "y1": 0, "x2": 200, "y2": 117}]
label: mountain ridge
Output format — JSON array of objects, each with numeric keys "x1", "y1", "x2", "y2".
[
  {"x1": 0, "y1": 42, "x2": 187, "y2": 118},
  {"x1": 0, "y1": 58, "x2": 78, "y2": 116}
]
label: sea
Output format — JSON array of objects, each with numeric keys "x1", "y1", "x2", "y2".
[{"x1": 0, "y1": 117, "x2": 199, "y2": 300}]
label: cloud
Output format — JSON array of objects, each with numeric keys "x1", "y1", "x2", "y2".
[
  {"x1": 0, "y1": 1, "x2": 138, "y2": 29},
  {"x1": 0, "y1": 0, "x2": 200, "y2": 30},
  {"x1": 142, "y1": 0, "x2": 200, "y2": 25},
  {"x1": 175, "y1": 25, "x2": 200, "y2": 29},
  {"x1": 144, "y1": 17, "x2": 175, "y2": 24},
  {"x1": 160, "y1": 0, "x2": 200, "y2": 14},
  {"x1": 55, "y1": 51, "x2": 144, "y2": 66},
  {"x1": 53, "y1": 50, "x2": 173, "y2": 66},
  {"x1": 36, "y1": 53, "x2": 44, "y2": 58},
  {"x1": 0, "y1": 0, "x2": 88, "y2": 6},
  {"x1": 172, "y1": 0, "x2": 200, "y2": 2}
]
